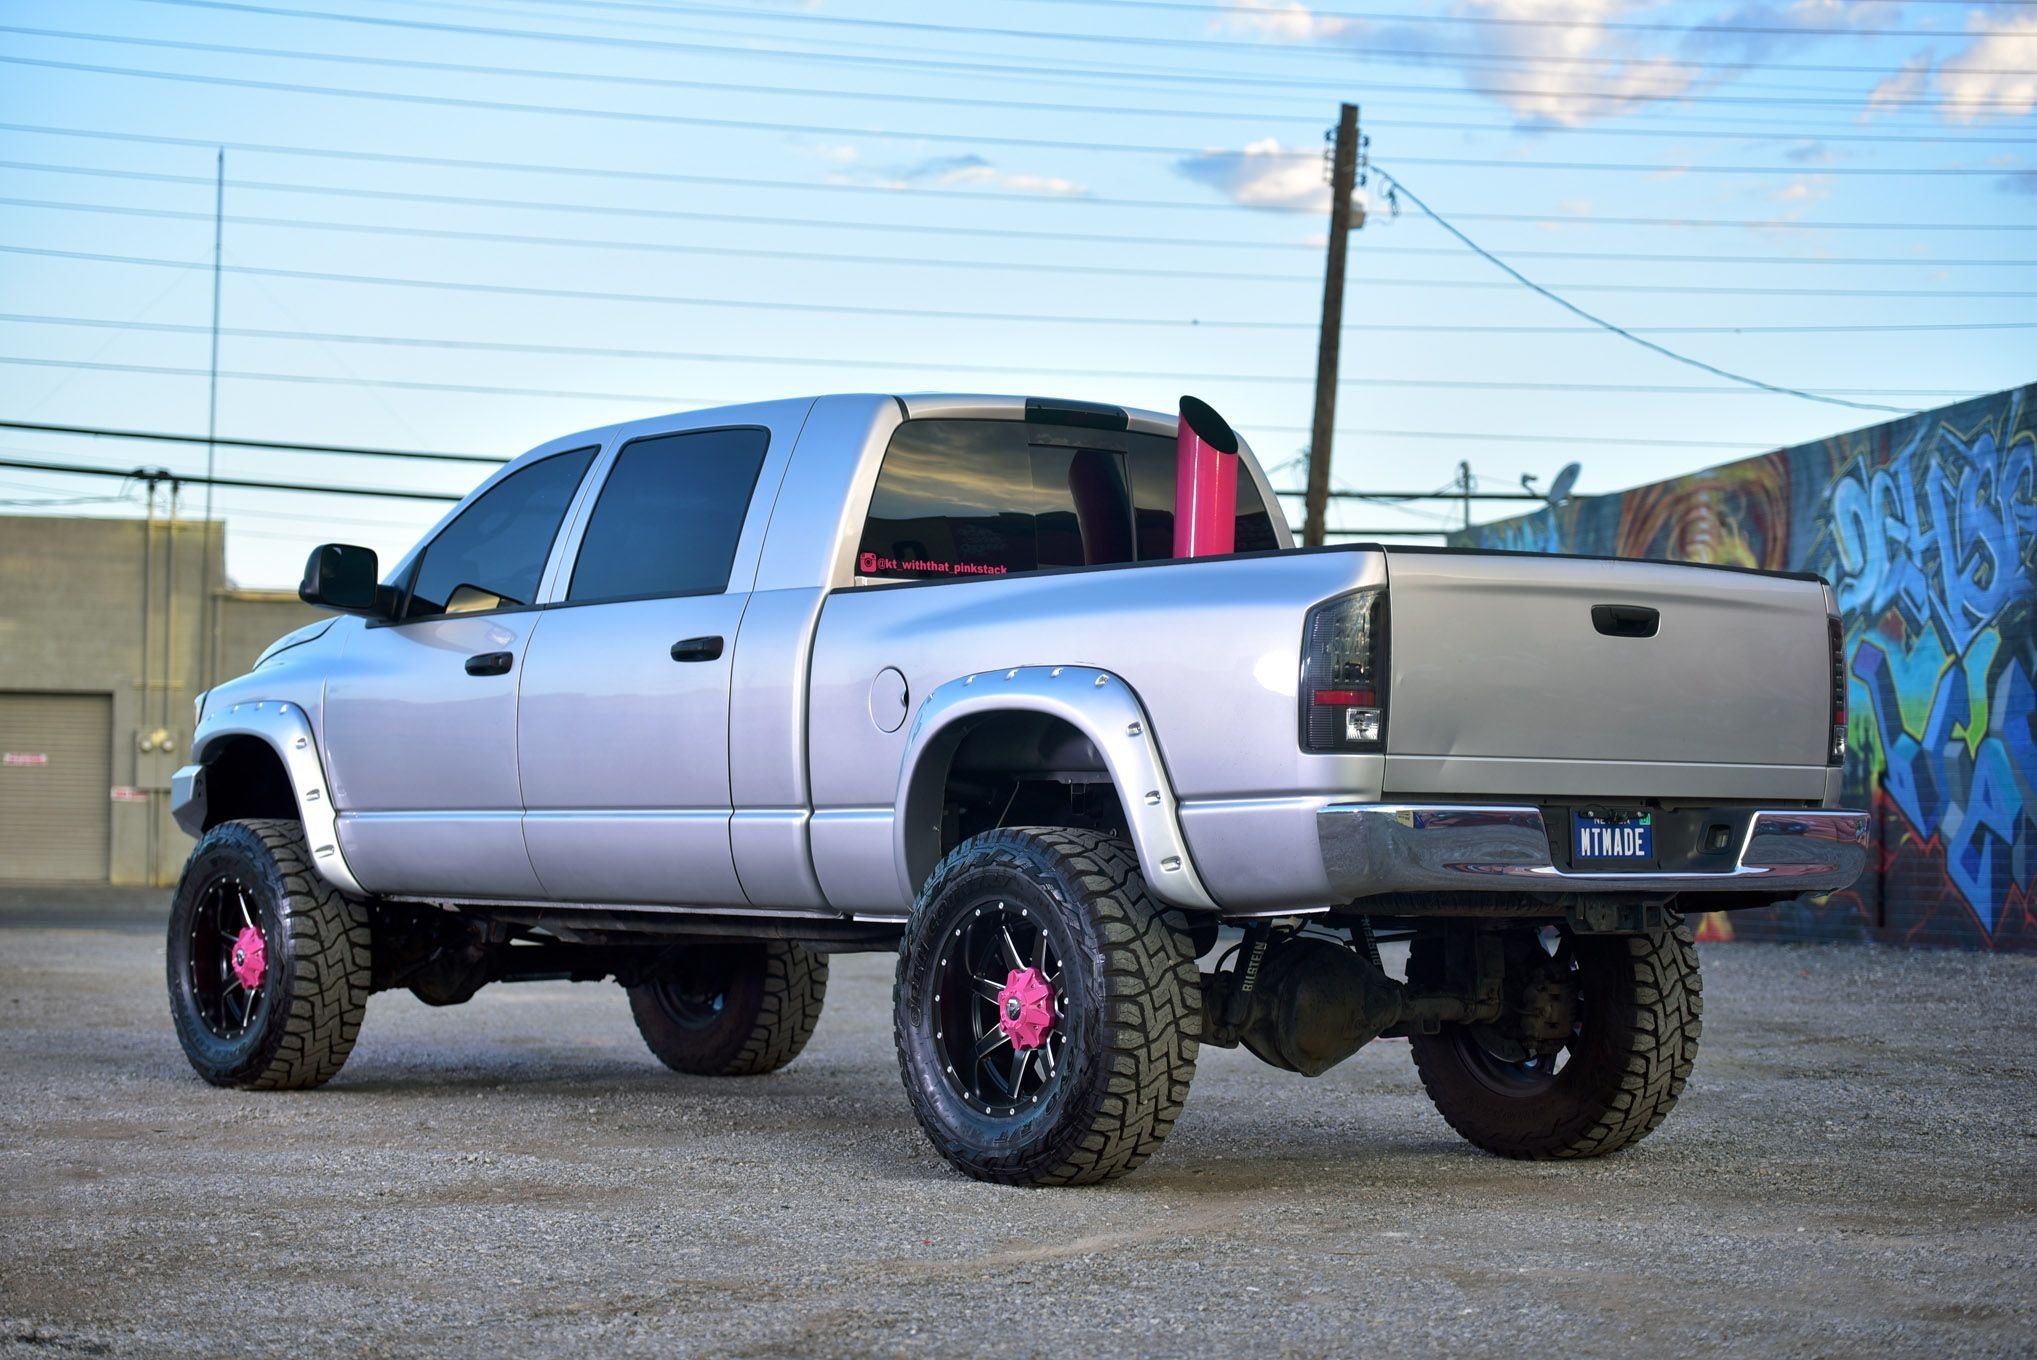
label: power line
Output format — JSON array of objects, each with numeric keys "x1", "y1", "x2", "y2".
[
  {"x1": 14, "y1": 196, "x2": 2037, "y2": 298},
  {"x1": 197, "y1": 0, "x2": 2037, "y2": 61},
  {"x1": 0, "y1": 337, "x2": 1976, "y2": 399},
  {"x1": 12, "y1": 160, "x2": 2037, "y2": 269},
  {"x1": 18, "y1": 19, "x2": 2037, "y2": 115},
  {"x1": 1371, "y1": 166, "x2": 1915, "y2": 415},
  {"x1": 93, "y1": 3, "x2": 2037, "y2": 111},
  {"x1": 0, "y1": 418, "x2": 504, "y2": 465},
  {"x1": 995, "y1": 0, "x2": 2034, "y2": 38},
  {"x1": 7, "y1": 123, "x2": 2029, "y2": 231},
  {"x1": 0, "y1": 453, "x2": 463, "y2": 502},
  {"x1": 0, "y1": 416, "x2": 1782, "y2": 465},
  {"x1": 0, "y1": 354, "x2": 724, "y2": 405},
  {"x1": 14, "y1": 245, "x2": 2037, "y2": 334},
  {"x1": 8, "y1": 52, "x2": 2030, "y2": 163},
  {"x1": 508, "y1": 0, "x2": 2037, "y2": 72}
]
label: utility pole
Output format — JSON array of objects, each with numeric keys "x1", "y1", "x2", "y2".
[
  {"x1": 1304, "y1": 103, "x2": 1362, "y2": 548},
  {"x1": 200, "y1": 148, "x2": 223, "y2": 688}
]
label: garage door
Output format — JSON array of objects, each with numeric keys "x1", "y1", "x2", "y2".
[{"x1": 0, "y1": 692, "x2": 112, "y2": 882}]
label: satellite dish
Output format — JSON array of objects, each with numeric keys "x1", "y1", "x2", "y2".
[{"x1": 1545, "y1": 462, "x2": 1581, "y2": 506}]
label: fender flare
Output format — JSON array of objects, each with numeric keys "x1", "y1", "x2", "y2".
[
  {"x1": 893, "y1": 666, "x2": 1217, "y2": 913},
  {"x1": 171, "y1": 699, "x2": 366, "y2": 897}
]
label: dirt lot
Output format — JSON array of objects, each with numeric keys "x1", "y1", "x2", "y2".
[{"x1": 2, "y1": 891, "x2": 2032, "y2": 1358}]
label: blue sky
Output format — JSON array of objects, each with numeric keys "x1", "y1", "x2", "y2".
[{"x1": 0, "y1": 0, "x2": 2032, "y2": 587}]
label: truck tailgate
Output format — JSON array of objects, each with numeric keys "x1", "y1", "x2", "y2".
[{"x1": 1381, "y1": 550, "x2": 1833, "y2": 802}]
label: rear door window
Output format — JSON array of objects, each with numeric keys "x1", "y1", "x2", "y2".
[
  {"x1": 857, "y1": 419, "x2": 1278, "y2": 580},
  {"x1": 403, "y1": 446, "x2": 596, "y2": 619},
  {"x1": 567, "y1": 426, "x2": 771, "y2": 603}
]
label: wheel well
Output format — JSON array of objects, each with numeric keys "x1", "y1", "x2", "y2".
[
  {"x1": 914, "y1": 712, "x2": 1128, "y2": 882},
  {"x1": 201, "y1": 735, "x2": 298, "y2": 830}
]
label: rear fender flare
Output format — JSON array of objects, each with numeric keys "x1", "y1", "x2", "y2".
[{"x1": 894, "y1": 666, "x2": 1217, "y2": 912}]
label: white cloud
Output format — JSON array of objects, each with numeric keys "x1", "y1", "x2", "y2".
[
  {"x1": 1770, "y1": 174, "x2": 1832, "y2": 204},
  {"x1": 1864, "y1": 51, "x2": 1932, "y2": 120},
  {"x1": 1934, "y1": 14, "x2": 2037, "y2": 124},
  {"x1": 1176, "y1": 137, "x2": 1367, "y2": 214},
  {"x1": 843, "y1": 154, "x2": 1087, "y2": 198},
  {"x1": 1215, "y1": 0, "x2": 1356, "y2": 41}
]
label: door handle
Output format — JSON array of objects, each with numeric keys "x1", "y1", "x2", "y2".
[
  {"x1": 670, "y1": 636, "x2": 725, "y2": 663},
  {"x1": 464, "y1": 651, "x2": 514, "y2": 676},
  {"x1": 1591, "y1": 604, "x2": 1660, "y2": 639}
]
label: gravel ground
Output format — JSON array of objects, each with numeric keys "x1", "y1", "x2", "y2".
[{"x1": 2, "y1": 893, "x2": 2033, "y2": 1359}]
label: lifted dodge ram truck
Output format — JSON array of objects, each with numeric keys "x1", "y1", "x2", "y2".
[{"x1": 169, "y1": 393, "x2": 1867, "y2": 1186}]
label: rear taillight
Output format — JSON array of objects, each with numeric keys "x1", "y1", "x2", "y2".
[
  {"x1": 1302, "y1": 589, "x2": 1387, "y2": 752},
  {"x1": 1828, "y1": 614, "x2": 1847, "y2": 766}
]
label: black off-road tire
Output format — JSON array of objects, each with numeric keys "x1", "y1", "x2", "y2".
[
  {"x1": 626, "y1": 942, "x2": 828, "y2": 1076},
  {"x1": 894, "y1": 828, "x2": 1202, "y2": 1187},
  {"x1": 166, "y1": 818, "x2": 372, "y2": 1090},
  {"x1": 1407, "y1": 918, "x2": 1702, "y2": 1160}
]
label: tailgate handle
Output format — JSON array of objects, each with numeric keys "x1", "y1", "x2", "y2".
[{"x1": 1591, "y1": 604, "x2": 1660, "y2": 639}]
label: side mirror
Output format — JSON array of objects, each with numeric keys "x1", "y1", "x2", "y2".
[{"x1": 299, "y1": 543, "x2": 394, "y2": 619}]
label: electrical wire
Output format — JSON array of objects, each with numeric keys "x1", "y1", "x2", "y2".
[
  {"x1": 12, "y1": 161, "x2": 2037, "y2": 269},
  {"x1": 76, "y1": 4, "x2": 2037, "y2": 112},
  {"x1": 0, "y1": 342, "x2": 1977, "y2": 399},
  {"x1": 0, "y1": 418, "x2": 503, "y2": 465},
  {"x1": 0, "y1": 417, "x2": 1777, "y2": 467},
  {"x1": 12, "y1": 196, "x2": 2037, "y2": 299},
  {"x1": 6, "y1": 123, "x2": 2028, "y2": 231},
  {"x1": 15, "y1": 19, "x2": 2037, "y2": 123},
  {"x1": 14, "y1": 245, "x2": 2037, "y2": 334},
  {"x1": 10, "y1": 51, "x2": 2031, "y2": 157},
  {"x1": 1370, "y1": 167, "x2": 1922, "y2": 415},
  {"x1": 0, "y1": 453, "x2": 462, "y2": 501},
  {"x1": 962, "y1": 0, "x2": 2037, "y2": 39}
]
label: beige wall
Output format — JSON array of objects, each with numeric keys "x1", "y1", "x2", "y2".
[{"x1": 0, "y1": 514, "x2": 323, "y2": 885}]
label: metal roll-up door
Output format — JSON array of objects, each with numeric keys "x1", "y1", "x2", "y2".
[{"x1": 0, "y1": 692, "x2": 113, "y2": 882}]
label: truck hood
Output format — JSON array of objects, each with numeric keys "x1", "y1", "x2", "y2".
[{"x1": 254, "y1": 617, "x2": 335, "y2": 669}]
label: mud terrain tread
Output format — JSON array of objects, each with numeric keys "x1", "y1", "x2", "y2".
[
  {"x1": 627, "y1": 943, "x2": 829, "y2": 1077},
  {"x1": 1409, "y1": 919, "x2": 1702, "y2": 1160},
  {"x1": 170, "y1": 818, "x2": 372, "y2": 1090},
  {"x1": 895, "y1": 827, "x2": 1202, "y2": 1187},
  {"x1": 722, "y1": 944, "x2": 829, "y2": 1076}
]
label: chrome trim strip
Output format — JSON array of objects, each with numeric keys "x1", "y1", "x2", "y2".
[
  {"x1": 1317, "y1": 803, "x2": 1869, "y2": 898},
  {"x1": 179, "y1": 700, "x2": 367, "y2": 897}
]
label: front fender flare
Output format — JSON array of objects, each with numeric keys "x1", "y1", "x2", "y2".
[
  {"x1": 172, "y1": 699, "x2": 366, "y2": 897},
  {"x1": 894, "y1": 666, "x2": 1217, "y2": 913}
]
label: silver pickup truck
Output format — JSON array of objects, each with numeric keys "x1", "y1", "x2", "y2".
[{"x1": 168, "y1": 393, "x2": 1867, "y2": 1186}]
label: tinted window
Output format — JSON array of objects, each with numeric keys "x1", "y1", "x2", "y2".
[
  {"x1": 568, "y1": 427, "x2": 770, "y2": 603},
  {"x1": 404, "y1": 447, "x2": 595, "y2": 619},
  {"x1": 857, "y1": 419, "x2": 1279, "y2": 580}
]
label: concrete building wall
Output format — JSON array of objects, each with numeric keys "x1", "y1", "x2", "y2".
[
  {"x1": 0, "y1": 515, "x2": 322, "y2": 885},
  {"x1": 1456, "y1": 383, "x2": 2037, "y2": 952}
]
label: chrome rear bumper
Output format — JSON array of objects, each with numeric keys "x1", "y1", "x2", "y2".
[{"x1": 1317, "y1": 804, "x2": 1869, "y2": 899}]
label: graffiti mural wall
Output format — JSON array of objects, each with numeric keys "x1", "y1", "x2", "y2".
[{"x1": 1454, "y1": 383, "x2": 2037, "y2": 951}]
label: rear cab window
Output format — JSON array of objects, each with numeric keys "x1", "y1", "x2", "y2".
[{"x1": 857, "y1": 419, "x2": 1278, "y2": 581}]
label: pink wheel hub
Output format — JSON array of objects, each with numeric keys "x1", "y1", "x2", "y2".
[
  {"x1": 230, "y1": 925, "x2": 267, "y2": 991},
  {"x1": 996, "y1": 966, "x2": 1055, "y2": 1051}
]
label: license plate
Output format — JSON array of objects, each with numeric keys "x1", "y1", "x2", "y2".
[{"x1": 1574, "y1": 812, "x2": 1654, "y2": 861}]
